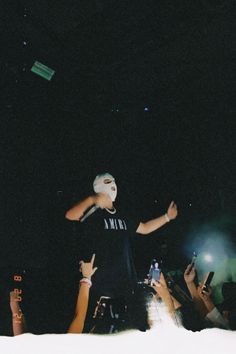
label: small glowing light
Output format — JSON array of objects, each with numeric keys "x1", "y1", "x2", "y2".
[
  {"x1": 23, "y1": 41, "x2": 27, "y2": 45},
  {"x1": 144, "y1": 107, "x2": 149, "y2": 111},
  {"x1": 204, "y1": 253, "x2": 213, "y2": 263}
]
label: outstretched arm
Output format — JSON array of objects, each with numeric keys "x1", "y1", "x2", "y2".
[
  {"x1": 151, "y1": 273, "x2": 176, "y2": 316},
  {"x1": 197, "y1": 284, "x2": 229, "y2": 329},
  {"x1": 184, "y1": 265, "x2": 208, "y2": 318},
  {"x1": 136, "y1": 201, "x2": 178, "y2": 235},
  {"x1": 10, "y1": 291, "x2": 26, "y2": 336},
  {"x1": 67, "y1": 254, "x2": 98, "y2": 334},
  {"x1": 65, "y1": 194, "x2": 112, "y2": 221}
]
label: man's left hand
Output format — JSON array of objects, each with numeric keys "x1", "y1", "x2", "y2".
[{"x1": 167, "y1": 201, "x2": 178, "y2": 220}]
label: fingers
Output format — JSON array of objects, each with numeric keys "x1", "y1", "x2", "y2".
[
  {"x1": 186, "y1": 264, "x2": 191, "y2": 270},
  {"x1": 159, "y1": 272, "x2": 167, "y2": 285},
  {"x1": 185, "y1": 264, "x2": 194, "y2": 274},
  {"x1": 90, "y1": 253, "x2": 95, "y2": 266},
  {"x1": 79, "y1": 260, "x2": 84, "y2": 272},
  {"x1": 150, "y1": 282, "x2": 160, "y2": 292},
  {"x1": 151, "y1": 277, "x2": 166, "y2": 288},
  {"x1": 10, "y1": 291, "x2": 16, "y2": 300},
  {"x1": 167, "y1": 201, "x2": 178, "y2": 221},
  {"x1": 95, "y1": 193, "x2": 112, "y2": 209},
  {"x1": 92, "y1": 267, "x2": 98, "y2": 274},
  {"x1": 159, "y1": 272, "x2": 164, "y2": 280},
  {"x1": 169, "y1": 201, "x2": 178, "y2": 211},
  {"x1": 198, "y1": 284, "x2": 207, "y2": 295},
  {"x1": 184, "y1": 264, "x2": 191, "y2": 275},
  {"x1": 79, "y1": 255, "x2": 97, "y2": 278},
  {"x1": 169, "y1": 200, "x2": 176, "y2": 208}
]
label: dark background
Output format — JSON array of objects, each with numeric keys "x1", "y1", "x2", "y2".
[{"x1": 0, "y1": 0, "x2": 235, "y2": 334}]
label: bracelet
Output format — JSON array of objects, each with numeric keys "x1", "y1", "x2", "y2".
[
  {"x1": 164, "y1": 213, "x2": 170, "y2": 222},
  {"x1": 80, "y1": 278, "x2": 92, "y2": 287}
]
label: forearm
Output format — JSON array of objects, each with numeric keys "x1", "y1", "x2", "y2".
[
  {"x1": 202, "y1": 299, "x2": 215, "y2": 313},
  {"x1": 12, "y1": 311, "x2": 25, "y2": 336},
  {"x1": 137, "y1": 214, "x2": 170, "y2": 235},
  {"x1": 205, "y1": 307, "x2": 229, "y2": 329},
  {"x1": 186, "y1": 282, "x2": 198, "y2": 300},
  {"x1": 65, "y1": 196, "x2": 95, "y2": 221},
  {"x1": 161, "y1": 292, "x2": 176, "y2": 314},
  {"x1": 67, "y1": 283, "x2": 90, "y2": 334},
  {"x1": 171, "y1": 295, "x2": 182, "y2": 310},
  {"x1": 160, "y1": 292, "x2": 181, "y2": 326},
  {"x1": 186, "y1": 282, "x2": 208, "y2": 317}
]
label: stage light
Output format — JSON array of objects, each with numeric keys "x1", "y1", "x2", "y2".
[
  {"x1": 184, "y1": 225, "x2": 236, "y2": 303},
  {"x1": 203, "y1": 253, "x2": 213, "y2": 263}
]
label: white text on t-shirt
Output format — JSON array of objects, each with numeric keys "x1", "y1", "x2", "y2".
[{"x1": 104, "y1": 218, "x2": 127, "y2": 230}]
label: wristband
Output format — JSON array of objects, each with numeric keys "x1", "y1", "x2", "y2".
[
  {"x1": 80, "y1": 278, "x2": 92, "y2": 287},
  {"x1": 164, "y1": 213, "x2": 170, "y2": 222}
]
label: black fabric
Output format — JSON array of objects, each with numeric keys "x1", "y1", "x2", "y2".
[
  {"x1": 84, "y1": 288, "x2": 149, "y2": 334},
  {"x1": 77, "y1": 208, "x2": 140, "y2": 297}
]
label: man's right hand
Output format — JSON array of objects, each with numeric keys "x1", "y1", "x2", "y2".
[{"x1": 93, "y1": 193, "x2": 113, "y2": 209}]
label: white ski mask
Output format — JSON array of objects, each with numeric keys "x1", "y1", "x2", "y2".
[{"x1": 93, "y1": 173, "x2": 117, "y2": 202}]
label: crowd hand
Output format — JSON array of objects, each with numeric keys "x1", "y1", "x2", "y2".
[
  {"x1": 79, "y1": 254, "x2": 98, "y2": 279},
  {"x1": 197, "y1": 283, "x2": 215, "y2": 314},
  {"x1": 93, "y1": 193, "x2": 113, "y2": 209},
  {"x1": 197, "y1": 283, "x2": 212, "y2": 302},
  {"x1": 151, "y1": 273, "x2": 171, "y2": 299},
  {"x1": 167, "y1": 201, "x2": 178, "y2": 220},
  {"x1": 10, "y1": 291, "x2": 22, "y2": 315},
  {"x1": 184, "y1": 264, "x2": 196, "y2": 284}
]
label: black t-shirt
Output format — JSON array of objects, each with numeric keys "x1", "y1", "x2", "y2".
[{"x1": 78, "y1": 208, "x2": 140, "y2": 297}]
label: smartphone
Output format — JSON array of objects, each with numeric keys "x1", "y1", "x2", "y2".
[
  {"x1": 202, "y1": 271, "x2": 214, "y2": 292},
  {"x1": 187, "y1": 252, "x2": 197, "y2": 274},
  {"x1": 148, "y1": 259, "x2": 161, "y2": 285}
]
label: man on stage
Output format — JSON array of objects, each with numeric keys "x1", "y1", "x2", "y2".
[{"x1": 65, "y1": 172, "x2": 178, "y2": 332}]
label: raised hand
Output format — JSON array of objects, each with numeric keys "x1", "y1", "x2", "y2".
[
  {"x1": 197, "y1": 283, "x2": 215, "y2": 313},
  {"x1": 80, "y1": 254, "x2": 98, "y2": 279},
  {"x1": 167, "y1": 201, "x2": 178, "y2": 220},
  {"x1": 197, "y1": 283, "x2": 213, "y2": 300},
  {"x1": 93, "y1": 193, "x2": 113, "y2": 209},
  {"x1": 184, "y1": 264, "x2": 196, "y2": 284},
  {"x1": 151, "y1": 272, "x2": 170, "y2": 299}
]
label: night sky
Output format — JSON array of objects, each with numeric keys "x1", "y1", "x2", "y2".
[{"x1": 0, "y1": 0, "x2": 235, "y2": 334}]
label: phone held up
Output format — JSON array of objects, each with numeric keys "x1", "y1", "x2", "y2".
[
  {"x1": 186, "y1": 251, "x2": 197, "y2": 274},
  {"x1": 202, "y1": 271, "x2": 214, "y2": 293},
  {"x1": 148, "y1": 259, "x2": 161, "y2": 286}
]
